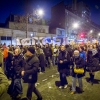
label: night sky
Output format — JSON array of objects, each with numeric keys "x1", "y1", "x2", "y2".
[{"x1": 0, "y1": 0, "x2": 100, "y2": 25}]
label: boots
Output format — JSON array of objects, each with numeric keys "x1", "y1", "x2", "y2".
[
  {"x1": 91, "y1": 74, "x2": 94, "y2": 85},
  {"x1": 89, "y1": 73, "x2": 94, "y2": 85},
  {"x1": 89, "y1": 73, "x2": 92, "y2": 82}
]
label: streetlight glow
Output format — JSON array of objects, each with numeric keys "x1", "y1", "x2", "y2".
[
  {"x1": 98, "y1": 33, "x2": 100, "y2": 36},
  {"x1": 90, "y1": 30, "x2": 93, "y2": 33},
  {"x1": 31, "y1": 33, "x2": 33, "y2": 37},
  {"x1": 37, "y1": 9, "x2": 44, "y2": 16},
  {"x1": 73, "y1": 23, "x2": 79, "y2": 29}
]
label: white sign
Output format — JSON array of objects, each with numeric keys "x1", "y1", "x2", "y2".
[{"x1": 21, "y1": 38, "x2": 31, "y2": 45}]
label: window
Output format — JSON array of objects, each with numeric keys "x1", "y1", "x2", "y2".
[
  {"x1": 1, "y1": 36, "x2": 11, "y2": 40},
  {"x1": 58, "y1": 30, "x2": 62, "y2": 36},
  {"x1": 43, "y1": 29, "x2": 45, "y2": 33},
  {"x1": 38, "y1": 29, "x2": 45, "y2": 33}
]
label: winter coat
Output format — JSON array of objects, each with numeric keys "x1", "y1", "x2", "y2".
[
  {"x1": 58, "y1": 50, "x2": 70, "y2": 75},
  {"x1": 52, "y1": 48, "x2": 58, "y2": 57},
  {"x1": 6, "y1": 52, "x2": 13, "y2": 71},
  {"x1": 0, "y1": 67, "x2": 9, "y2": 96},
  {"x1": 3, "y1": 48, "x2": 8, "y2": 59},
  {"x1": 87, "y1": 50, "x2": 92, "y2": 62},
  {"x1": 38, "y1": 53, "x2": 45, "y2": 68},
  {"x1": 36, "y1": 48, "x2": 45, "y2": 67},
  {"x1": 86, "y1": 56, "x2": 100, "y2": 72},
  {"x1": 80, "y1": 51, "x2": 86, "y2": 61},
  {"x1": 0, "y1": 50, "x2": 3, "y2": 68},
  {"x1": 44, "y1": 47, "x2": 52, "y2": 57},
  {"x1": 23, "y1": 55, "x2": 39, "y2": 83},
  {"x1": 96, "y1": 45, "x2": 100, "y2": 62},
  {"x1": 67, "y1": 47, "x2": 74, "y2": 57},
  {"x1": 72, "y1": 56, "x2": 85, "y2": 78},
  {"x1": 12, "y1": 54, "x2": 25, "y2": 78}
]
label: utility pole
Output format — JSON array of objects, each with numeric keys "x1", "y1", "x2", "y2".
[
  {"x1": 11, "y1": 29, "x2": 13, "y2": 46},
  {"x1": 26, "y1": 14, "x2": 28, "y2": 38}
]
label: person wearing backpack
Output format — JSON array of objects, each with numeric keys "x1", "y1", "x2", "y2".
[
  {"x1": 8, "y1": 48, "x2": 24, "y2": 100},
  {"x1": 87, "y1": 49, "x2": 100, "y2": 85}
]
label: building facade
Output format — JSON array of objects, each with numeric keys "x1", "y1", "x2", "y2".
[
  {"x1": 0, "y1": 14, "x2": 57, "y2": 45},
  {"x1": 0, "y1": 28, "x2": 56, "y2": 45},
  {"x1": 77, "y1": 1, "x2": 91, "y2": 22},
  {"x1": 50, "y1": 1, "x2": 100, "y2": 42}
]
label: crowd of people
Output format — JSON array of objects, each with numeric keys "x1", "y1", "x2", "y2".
[{"x1": 0, "y1": 41, "x2": 100, "y2": 100}]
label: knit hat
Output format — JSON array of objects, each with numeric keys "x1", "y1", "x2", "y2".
[{"x1": 28, "y1": 47, "x2": 35, "y2": 54}]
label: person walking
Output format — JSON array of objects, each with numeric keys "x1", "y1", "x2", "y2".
[
  {"x1": 21, "y1": 47, "x2": 42, "y2": 100},
  {"x1": 8, "y1": 48, "x2": 24, "y2": 100}
]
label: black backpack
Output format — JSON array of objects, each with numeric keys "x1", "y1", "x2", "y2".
[
  {"x1": 7, "y1": 79, "x2": 22, "y2": 98},
  {"x1": 86, "y1": 57, "x2": 100, "y2": 72}
]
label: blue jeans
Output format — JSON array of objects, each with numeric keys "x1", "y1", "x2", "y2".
[
  {"x1": 60, "y1": 73, "x2": 68, "y2": 86},
  {"x1": 46, "y1": 57, "x2": 52, "y2": 67},
  {"x1": 72, "y1": 77, "x2": 83, "y2": 92}
]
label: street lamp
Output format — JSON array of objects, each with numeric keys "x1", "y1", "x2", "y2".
[
  {"x1": 98, "y1": 33, "x2": 100, "y2": 36},
  {"x1": 26, "y1": 9, "x2": 44, "y2": 38},
  {"x1": 73, "y1": 23, "x2": 79, "y2": 29},
  {"x1": 37, "y1": 9, "x2": 44, "y2": 16},
  {"x1": 90, "y1": 30, "x2": 93, "y2": 33}
]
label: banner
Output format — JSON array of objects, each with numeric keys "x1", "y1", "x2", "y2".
[
  {"x1": 21, "y1": 38, "x2": 31, "y2": 45},
  {"x1": 16, "y1": 37, "x2": 67, "y2": 46},
  {"x1": 16, "y1": 38, "x2": 22, "y2": 45}
]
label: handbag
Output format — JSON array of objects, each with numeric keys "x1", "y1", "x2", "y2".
[
  {"x1": 74, "y1": 62, "x2": 84, "y2": 74},
  {"x1": 74, "y1": 67, "x2": 84, "y2": 74}
]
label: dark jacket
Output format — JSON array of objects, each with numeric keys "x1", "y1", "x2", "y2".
[
  {"x1": 86, "y1": 55, "x2": 100, "y2": 72},
  {"x1": 23, "y1": 55, "x2": 39, "y2": 83},
  {"x1": 6, "y1": 51, "x2": 13, "y2": 71},
  {"x1": 44, "y1": 47, "x2": 52, "y2": 57},
  {"x1": 58, "y1": 50, "x2": 70, "y2": 75},
  {"x1": 12, "y1": 53, "x2": 24, "y2": 77},
  {"x1": 38, "y1": 54, "x2": 45, "y2": 68},
  {"x1": 72, "y1": 56, "x2": 85, "y2": 78}
]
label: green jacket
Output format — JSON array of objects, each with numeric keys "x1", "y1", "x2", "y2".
[
  {"x1": 0, "y1": 50, "x2": 3, "y2": 69},
  {"x1": 0, "y1": 67, "x2": 9, "y2": 96}
]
